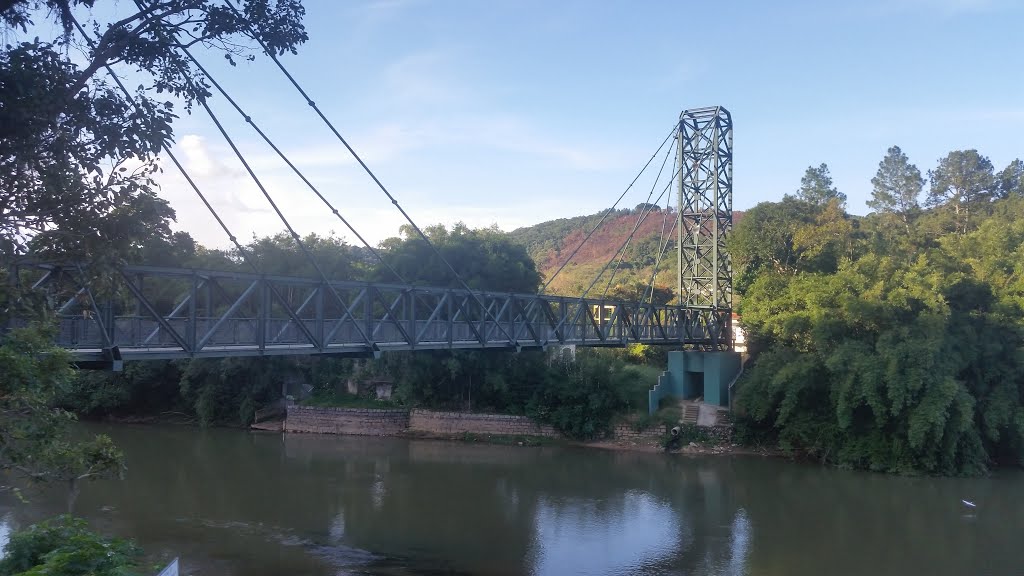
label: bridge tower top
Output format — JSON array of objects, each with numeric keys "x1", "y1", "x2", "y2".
[{"x1": 676, "y1": 106, "x2": 733, "y2": 347}]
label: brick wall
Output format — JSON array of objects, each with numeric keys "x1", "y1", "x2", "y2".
[
  {"x1": 408, "y1": 409, "x2": 560, "y2": 438},
  {"x1": 284, "y1": 405, "x2": 409, "y2": 436}
]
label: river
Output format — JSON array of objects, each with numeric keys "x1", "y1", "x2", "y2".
[{"x1": 0, "y1": 424, "x2": 1021, "y2": 575}]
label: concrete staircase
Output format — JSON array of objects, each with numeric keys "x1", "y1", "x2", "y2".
[{"x1": 681, "y1": 401, "x2": 700, "y2": 424}]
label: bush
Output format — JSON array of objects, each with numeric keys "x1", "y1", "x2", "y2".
[
  {"x1": 0, "y1": 515, "x2": 141, "y2": 576},
  {"x1": 528, "y1": 350, "x2": 632, "y2": 440}
]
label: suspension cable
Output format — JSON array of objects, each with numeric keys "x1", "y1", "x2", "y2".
[
  {"x1": 644, "y1": 164, "x2": 680, "y2": 306},
  {"x1": 193, "y1": 90, "x2": 379, "y2": 344},
  {"x1": 72, "y1": 15, "x2": 363, "y2": 349},
  {"x1": 579, "y1": 157, "x2": 684, "y2": 301},
  {"x1": 171, "y1": 42, "x2": 408, "y2": 284},
  {"x1": 599, "y1": 137, "x2": 677, "y2": 299},
  {"x1": 219, "y1": 0, "x2": 513, "y2": 341},
  {"x1": 645, "y1": 218, "x2": 678, "y2": 301},
  {"x1": 540, "y1": 123, "x2": 677, "y2": 293}
]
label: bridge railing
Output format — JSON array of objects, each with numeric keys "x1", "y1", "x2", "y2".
[{"x1": 12, "y1": 263, "x2": 732, "y2": 361}]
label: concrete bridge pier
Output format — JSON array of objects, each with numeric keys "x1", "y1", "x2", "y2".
[{"x1": 648, "y1": 351, "x2": 741, "y2": 415}]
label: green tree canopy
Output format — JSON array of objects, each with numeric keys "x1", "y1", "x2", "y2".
[
  {"x1": 733, "y1": 157, "x2": 1024, "y2": 475},
  {"x1": 868, "y1": 145, "x2": 924, "y2": 231},
  {"x1": 378, "y1": 223, "x2": 541, "y2": 293},
  {"x1": 926, "y1": 149, "x2": 996, "y2": 234},
  {"x1": 0, "y1": 324, "x2": 124, "y2": 509},
  {"x1": 797, "y1": 163, "x2": 846, "y2": 207},
  {"x1": 997, "y1": 159, "x2": 1024, "y2": 199},
  {"x1": 728, "y1": 196, "x2": 817, "y2": 288}
]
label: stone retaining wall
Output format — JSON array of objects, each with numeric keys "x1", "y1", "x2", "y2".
[
  {"x1": 409, "y1": 409, "x2": 560, "y2": 437},
  {"x1": 612, "y1": 422, "x2": 667, "y2": 445},
  {"x1": 283, "y1": 405, "x2": 731, "y2": 445},
  {"x1": 284, "y1": 405, "x2": 409, "y2": 436}
]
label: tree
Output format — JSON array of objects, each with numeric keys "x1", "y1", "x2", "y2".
[
  {"x1": 1, "y1": 0, "x2": 307, "y2": 264},
  {"x1": 633, "y1": 202, "x2": 661, "y2": 213},
  {"x1": 997, "y1": 159, "x2": 1024, "y2": 199},
  {"x1": 244, "y1": 232, "x2": 369, "y2": 280},
  {"x1": 926, "y1": 149, "x2": 996, "y2": 234},
  {"x1": 792, "y1": 198, "x2": 855, "y2": 273},
  {"x1": 0, "y1": 324, "x2": 124, "y2": 510},
  {"x1": 797, "y1": 163, "x2": 846, "y2": 207},
  {"x1": 378, "y1": 223, "x2": 541, "y2": 293},
  {"x1": 868, "y1": 145, "x2": 924, "y2": 232},
  {"x1": 728, "y1": 196, "x2": 818, "y2": 289}
]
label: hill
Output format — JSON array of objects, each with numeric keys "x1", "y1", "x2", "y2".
[{"x1": 508, "y1": 206, "x2": 744, "y2": 300}]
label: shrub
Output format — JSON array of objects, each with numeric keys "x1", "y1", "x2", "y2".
[
  {"x1": 528, "y1": 350, "x2": 632, "y2": 440},
  {"x1": 0, "y1": 515, "x2": 141, "y2": 576}
]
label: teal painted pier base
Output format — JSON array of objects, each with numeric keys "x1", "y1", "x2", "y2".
[{"x1": 648, "y1": 351, "x2": 742, "y2": 414}]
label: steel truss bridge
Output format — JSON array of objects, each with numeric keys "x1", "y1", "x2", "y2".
[
  {"x1": 8, "y1": 106, "x2": 735, "y2": 368},
  {"x1": 16, "y1": 263, "x2": 731, "y2": 366}
]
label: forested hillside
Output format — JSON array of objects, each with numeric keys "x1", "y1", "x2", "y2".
[{"x1": 508, "y1": 205, "x2": 744, "y2": 301}]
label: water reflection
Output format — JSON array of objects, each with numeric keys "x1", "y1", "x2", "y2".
[
  {"x1": 0, "y1": 513, "x2": 11, "y2": 557},
  {"x1": 0, "y1": 425, "x2": 1021, "y2": 576},
  {"x1": 726, "y1": 509, "x2": 750, "y2": 576},
  {"x1": 532, "y1": 491, "x2": 680, "y2": 575}
]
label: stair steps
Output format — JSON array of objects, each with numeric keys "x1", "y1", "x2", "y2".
[{"x1": 681, "y1": 403, "x2": 699, "y2": 424}]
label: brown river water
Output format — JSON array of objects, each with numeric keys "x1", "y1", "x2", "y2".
[{"x1": 1, "y1": 424, "x2": 1022, "y2": 575}]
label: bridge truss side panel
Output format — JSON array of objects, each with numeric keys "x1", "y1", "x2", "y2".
[
  {"x1": 11, "y1": 264, "x2": 729, "y2": 362},
  {"x1": 677, "y1": 106, "x2": 733, "y2": 350}
]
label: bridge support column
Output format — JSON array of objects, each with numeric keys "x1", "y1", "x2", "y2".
[{"x1": 648, "y1": 350, "x2": 740, "y2": 413}]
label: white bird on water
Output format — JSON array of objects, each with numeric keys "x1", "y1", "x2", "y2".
[{"x1": 962, "y1": 499, "x2": 977, "y2": 508}]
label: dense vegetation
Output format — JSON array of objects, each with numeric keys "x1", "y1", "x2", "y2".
[{"x1": 733, "y1": 148, "x2": 1024, "y2": 475}]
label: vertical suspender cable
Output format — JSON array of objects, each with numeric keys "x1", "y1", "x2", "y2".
[
  {"x1": 598, "y1": 138, "x2": 677, "y2": 299},
  {"x1": 539, "y1": 125, "x2": 677, "y2": 293},
  {"x1": 578, "y1": 159, "x2": 684, "y2": 300}
]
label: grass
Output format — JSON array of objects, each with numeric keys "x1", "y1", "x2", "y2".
[
  {"x1": 629, "y1": 402, "x2": 683, "y2": 432},
  {"x1": 624, "y1": 364, "x2": 665, "y2": 415}
]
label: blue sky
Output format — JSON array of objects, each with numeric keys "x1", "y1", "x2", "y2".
[{"x1": 143, "y1": 0, "x2": 1024, "y2": 248}]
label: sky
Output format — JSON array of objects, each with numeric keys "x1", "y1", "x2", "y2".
[{"x1": 85, "y1": 0, "x2": 1024, "y2": 249}]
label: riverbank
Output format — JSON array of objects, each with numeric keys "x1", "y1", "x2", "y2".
[
  {"x1": 273, "y1": 404, "x2": 748, "y2": 456},
  {"x1": 99, "y1": 405, "x2": 758, "y2": 457}
]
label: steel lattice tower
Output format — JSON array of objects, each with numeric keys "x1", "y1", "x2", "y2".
[{"x1": 676, "y1": 106, "x2": 733, "y2": 349}]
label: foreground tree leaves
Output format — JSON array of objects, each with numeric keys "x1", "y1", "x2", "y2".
[
  {"x1": 0, "y1": 324, "x2": 125, "y2": 505},
  {"x1": 0, "y1": 515, "x2": 141, "y2": 576},
  {"x1": 1, "y1": 0, "x2": 308, "y2": 265}
]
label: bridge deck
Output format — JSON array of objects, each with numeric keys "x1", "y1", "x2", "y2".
[{"x1": 20, "y1": 264, "x2": 732, "y2": 361}]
